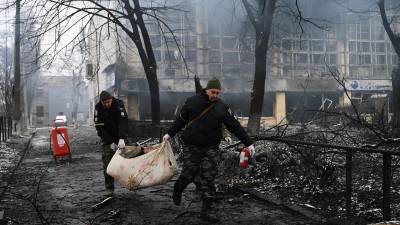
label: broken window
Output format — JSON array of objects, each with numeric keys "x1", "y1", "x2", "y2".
[
  {"x1": 150, "y1": 35, "x2": 161, "y2": 48},
  {"x1": 376, "y1": 55, "x2": 386, "y2": 64},
  {"x1": 223, "y1": 52, "x2": 239, "y2": 64},
  {"x1": 282, "y1": 52, "x2": 292, "y2": 64},
  {"x1": 282, "y1": 39, "x2": 291, "y2": 50},
  {"x1": 184, "y1": 50, "x2": 197, "y2": 62},
  {"x1": 310, "y1": 66, "x2": 325, "y2": 77},
  {"x1": 358, "y1": 42, "x2": 370, "y2": 52},
  {"x1": 283, "y1": 65, "x2": 294, "y2": 77},
  {"x1": 240, "y1": 37, "x2": 255, "y2": 51},
  {"x1": 164, "y1": 35, "x2": 181, "y2": 46},
  {"x1": 240, "y1": 51, "x2": 254, "y2": 63},
  {"x1": 209, "y1": 50, "x2": 221, "y2": 63},
  {"x1": 185, "y1": 35, "x2": 197, "y2": 48},
  {"x1": 240, "y1": 63, "x2": 254, "y2": 75},
  {"x1": 311, "y1": 40, "x2": 324, "y2": 52},
  {"x1": 375, "y1": 42, "x2": 386, "y2": 53},
  {"x1": 209, "y1": 63, "x2": 222, "y2": 75},
  {"x1": 374, "y1": 65, "x2": 388, "y2": 77},
  {"x1": 222, "y1": 64, "x2": 240, "y2": 75},
  {"x1": 358, "y1": 66, "x2": 372, "y2": 77},
  {"x1": 294, "y1": 65, "x2": 309, "y2": 76},
  {"x1": 359, "y1": 23, "x2": 370, "y2": 40},
  {"x1": 359, "y1": 54, "x2": 371, "y2": 64},
  {"x1": 349, "y1": 66, "x2": 359, "y2": 77},
  {"x1": 223, "y1": 37, "x2": 238, "y2": 49},
  {"x1": 164, "y1": 50, "x2": 181, "y2": 63},
  {"x1": 312, "y1": 54, "x2": 324, "y2": 64},
  {"x1": 329, "y1": 54, "x2": 337, "y2": 65},
  {"x1": 349, "y1": 41, "x2": 357, "y2": 52},
  {"x1": 349, "y1": 54, "x2": 357, "y2": 64},
  {"x1": 294, "y1": 53, "x2": 308, "y2": 64},
  {"x1": 293, "y1": 40, "x2": 308, "y2": 51}
]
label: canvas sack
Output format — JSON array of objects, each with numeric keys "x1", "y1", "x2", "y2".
[{"x1": 107, "y1": 141, "x2": 177, "y2": 190}]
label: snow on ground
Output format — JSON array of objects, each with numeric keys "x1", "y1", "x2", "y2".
[{"x1": 0, "y1": 143, "x2": 19, "y2": 173}]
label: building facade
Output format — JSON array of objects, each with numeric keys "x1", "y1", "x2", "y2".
[
  {"x1": 86, "y1": 0, "x2": 398, "y2": 127},
  {"x1": 30, "y1": 75, "x2": 89, "y2": 127}
]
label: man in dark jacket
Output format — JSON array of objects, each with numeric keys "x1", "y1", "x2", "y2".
[
  {"x1": 94, "y1": 91, "x2": 128, "y2": 197},
  {"x1": 163, "y1": 78, "x2": 255, "y2": 222}
]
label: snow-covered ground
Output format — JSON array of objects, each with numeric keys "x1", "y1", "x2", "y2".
[{"x1": 0, "y1": 143, "x2": 19, "y2": 173}]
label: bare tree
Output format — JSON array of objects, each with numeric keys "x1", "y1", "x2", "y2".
[
  {"x1": 12, "y1": 0, "x2": 21, "y2": 130},
  {"x1": 0, "y1": 46, "x2": 13, "y2": 116},
  {"x1": 242, "y1": 0, "x2": 277, "y2": 134},
  {"x1": 17, "y1": 0, "x2": 186, "y2": 129},
  {"x1": 242, "y1": 0, "x2": 325, "y2": 134},
  {"x1": 22, "y1": 19, "x2": 41, "y2": 127},
  {"x1": 377, "y1": 0, "x2": 400, "y2": 136},
  {"x1": 332, "y1": 0, "x2": 400, "y2": 136}
]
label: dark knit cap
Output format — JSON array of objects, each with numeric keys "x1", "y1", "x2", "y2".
[
  {"x1": 100, "y1": 91, "x2": 113, "y2": 101},
  {"x1": 205, "y1": 77, "x2": 221, "y2": 90}
]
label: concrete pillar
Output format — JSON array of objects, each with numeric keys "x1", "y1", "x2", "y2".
[
  {"x1": 271, "y1": 47, "x2": 280, "y2": 76},
  {"x1": 340, "y1": 92, "x2": 352, "y2": 107},
  {"x1": 128, "y1": 94, "x2": 140, "y2": 120},
  {"x1": 275, "y1": 91, "x2": 287, "y2": 124},
  {"x1": 196, "y1": 0, "x2": 208, "y2": 77},
  {"x1": 338, "y1": 39, "x2": 347, "y2": 77}
]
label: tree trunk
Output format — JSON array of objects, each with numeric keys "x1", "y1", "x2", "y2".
[
  {"x1": 392, "y1": 65, "x2": 400, "y2": 136},
  {"x1": 145, "y1": 66, "x2": 160, "y2": 127},
  {"x1": 243, "y1": 0, "x2": 276, "y2": 135},
  {"x1": 247, "y1": 34, "x2": 268, "y2": 134},
  {"x1": 72, "y1": 70, "x2": 77, "y2": 124},
  {"x1": 13, "y1": 0, "x2": 21, "y2": 122},
  {"x1": 377, "y1": 0, "x2": 400, "y2": 136},
  {"x1": 122, "y1": 0, "x2": 161, "y2": 129}
]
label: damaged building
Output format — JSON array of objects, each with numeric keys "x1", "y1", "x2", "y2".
[
  {"x1": 30, "y1": 75, "x2": 89, "y2": 127},
  {"x1": 85, "y1": 0, "x2": 397, "y2": 134}
]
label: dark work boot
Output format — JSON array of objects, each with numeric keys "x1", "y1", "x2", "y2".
[
  {"x1": 200, "y1": 197, "x2": 219, "y2": 223},
  {"x1": 103, "y1": 188, "x2": 114, "y2": 198},
  {"x1": 172, "y1": 185, "x2": 183, "y2": 206}
]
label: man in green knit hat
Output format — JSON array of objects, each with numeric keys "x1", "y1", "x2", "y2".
[
  {"x1": 163, "y1": 77, "x2": 255, "y2": 223},
  {"x1": 94, "y1": 90, "x2": 128, "y2": 197}
]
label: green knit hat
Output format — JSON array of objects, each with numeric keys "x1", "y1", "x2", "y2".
[
  {"x1": 205, "y1": 77, "x2": 221, "y2": 90},
  {"x1": 100, "y1": 91, "x2": 113, "y2": 101}
]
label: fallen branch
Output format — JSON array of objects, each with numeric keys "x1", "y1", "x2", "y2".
[{"x1": 91, "y1": 197, "x2": 113, "y2": 212}]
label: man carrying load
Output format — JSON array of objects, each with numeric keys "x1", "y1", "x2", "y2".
[
  {"x1": 94, "y1": 91, "x2": 128, "y2": 197},
  {"x1": 163, "y1": 77, "x2": 255, "y2": 223}
]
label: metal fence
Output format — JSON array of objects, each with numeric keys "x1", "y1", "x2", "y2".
[
  {"x1": 257, "y1": 136, "x2": 399, "y2": 221},
  {"x1": 0, "y1": 116, "x2": 12, "y2": 142}
]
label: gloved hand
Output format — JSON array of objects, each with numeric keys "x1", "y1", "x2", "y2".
[
  {"x1": 247, "y1": 144, "x2": 255, "y2": 157},
  {"x1": 163, "y1": 134, "x2": 170, "y2": 142},
  {"x1": 118, "y1": 139, "x2": 125, "y2": 149},
  {"x1": 224, "y1": 136, "x2": 232, "y2": 143},
  {"x1": 110, "y1": 143, "x2": 117, "y2": 151}
]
